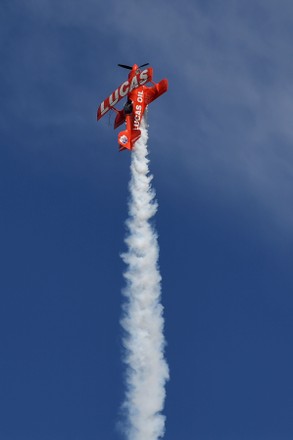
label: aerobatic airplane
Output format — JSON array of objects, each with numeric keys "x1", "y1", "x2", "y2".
[{"x1": 97, "y1": 64, "x2": 168, "y2": 151}]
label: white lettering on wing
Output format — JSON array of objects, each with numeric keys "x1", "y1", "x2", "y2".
[
  {"x1": 109, "y1": 89, "x2": 119, "y2": 106},
  {"x1": 120, "y1": 81, "x2": 129, "y2": 97},
  {"x1": 100, "y1": 101, "x2": 109, "y2": 116}
]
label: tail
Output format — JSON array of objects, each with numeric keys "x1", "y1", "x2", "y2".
[{"x1": 118, "y1": 129, "x2": 142, "y2": 152}]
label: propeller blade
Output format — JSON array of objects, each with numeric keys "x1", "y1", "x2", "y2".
[
  {"x1": 118, "y1": 64, "x2": 132, "y2": 70},
  {"x1": 139, "y1": 63, "x2": 149, "y2": 68}
]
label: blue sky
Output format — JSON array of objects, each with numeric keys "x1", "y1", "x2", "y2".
[{"x1": 1, "y1": 0, "x2": 293, "y2": 439}]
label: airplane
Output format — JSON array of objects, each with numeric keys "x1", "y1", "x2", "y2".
[{"x1": 97, "y1": 63, "x2": 168, "y2": 151}]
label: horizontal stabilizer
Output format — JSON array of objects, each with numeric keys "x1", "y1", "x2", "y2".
[{"x1": 118, "y1": 129, "x2": 141, "y2": 151}]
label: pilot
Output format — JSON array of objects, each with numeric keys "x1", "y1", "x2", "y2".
[{"x1": 124, "y1": 98, "x2": 133, "y2": 115}]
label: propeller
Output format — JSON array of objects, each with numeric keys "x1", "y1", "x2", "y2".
[
  {"x1": 117, "y1": 63, "x2": 150, "y2": 70},
  {"x1": 117, "y1": 64, "x2": 132, "y2": 70}
]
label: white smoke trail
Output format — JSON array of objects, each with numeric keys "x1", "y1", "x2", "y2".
[{"x1": 120, "y1": 117, "x2": 169, "y2": 440}]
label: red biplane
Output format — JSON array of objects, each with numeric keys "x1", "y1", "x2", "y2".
[{"x1": 97, "y1": 64, "x2": 168, "y2": 151}]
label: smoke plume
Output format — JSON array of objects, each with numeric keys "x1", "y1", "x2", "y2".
[{"x1": 120, "y1": 117, "x2": 169, "y2": 440}]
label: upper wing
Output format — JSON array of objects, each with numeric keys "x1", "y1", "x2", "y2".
[
  {"x1": 144, "y1": 79, "x2": 168, "y2": 105},
  {"x1": 97, "y1": 68, "x2": 153, "y2": 121},
  {"x1": 97, "y1": 82, "x2": 128, "y2": 121}
]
